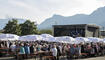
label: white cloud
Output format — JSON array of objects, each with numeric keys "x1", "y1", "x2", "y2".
[{"x1": 0, "y1": 0, "x2": 105, "y2": 24}]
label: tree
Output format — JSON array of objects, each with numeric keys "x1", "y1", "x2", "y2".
[
  {"x1": 38, "y1": 29, "x2": 52, "y2": 35},
  {"x1": 3, "y1": 19, "x2": 21, "y2": 35},
  {"x1": 0, "y1": 30, "x2": 4, "y2": 33},
  {"x1": 20, "y1": 20, "x2": 38, "y2": 35}
]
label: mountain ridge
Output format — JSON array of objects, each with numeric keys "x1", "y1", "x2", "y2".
[{"x1": 38, "y1": 6, "x2": 105, "y2": 30}]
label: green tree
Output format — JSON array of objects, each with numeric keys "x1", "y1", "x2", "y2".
[
  {"x1": 3, "y1": 19, "x2": 21, "y2": 35},
  {"x1": 0, "y1": 30, "x2": 3, "y2": 33},
  {"x1": 38, "y1": 29, "x2": 52, "y2": 35},
  {"x1": 20, "y1": 20, "x2": 38, "y2": 35}
]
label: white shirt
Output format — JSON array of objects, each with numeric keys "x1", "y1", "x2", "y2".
[
  {"x1": 51, "y1": 48, "x2": 57, "y2": 56},
  {"x1": 10, "y1": 44, "x2": 16, "y2": 52},
  {"x1": 6, "y1": 41, "x2": 10, "y2": 48}
]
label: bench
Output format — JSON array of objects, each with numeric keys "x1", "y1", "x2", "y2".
[
  {"x1": 81, "y1": 53, "x2": 88, "y2": 55},
  {"x1": 80, "y1": 53, "x2": 88, "y2": 58},
  {"x1": 43, "y1": 56, "x2": 54, "y2": 60}
]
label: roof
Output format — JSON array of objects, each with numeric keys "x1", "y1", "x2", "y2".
[{"x1": 53, "y1": 24, "x2": 100, "y2": 28}]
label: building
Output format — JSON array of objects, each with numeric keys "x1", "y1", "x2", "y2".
[
  {"x1": 100, "y1": 30, "x2": 105, "y2": 38},
  {"x1": 53, "y1": 24, "x2": 100, "y2": 37}
]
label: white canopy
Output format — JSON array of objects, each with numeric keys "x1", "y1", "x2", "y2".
[
  {"x1": 19, "y1": 35, "x2": 43, "y2": 41},
  {"x1": 41, "y1": 34, "x2": 53, "y2": 38},
  {"x1": 0, "y1": 34, "x2": 19, "y2": 41},
  {"x1": 75, "y1": 37, "x2": 90, "y2": 43},
  {"x1": 103, "y1": 38, "x2": 105, "y2": 43},
  {"x1": 41, "y1": 34, "x2": 54, "y2": 42},
  {"x1": 88, "y1": 37, "x2": 103, "y2": 43},
  {"x1": 55, "y1": 36, "x2": 75, "y2": 44},
  {"x1": 0, "y1": 33, "x2": 105, "y2": 44},
  {"x1": 43, "y1": 37, "x2": 57, "y2": 42}
]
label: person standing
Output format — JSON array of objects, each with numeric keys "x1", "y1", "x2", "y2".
[
  {"x1": 10, "y1": 42, "x2": 16, "y2": 53},
  {"x1": 30, "y1": 44, "x2": 35, "y2": 54},
  {"x1": 51, "y1": 45, "x2": 57, "y2": 60},
  {"x1": 24, "y1": 43, "x2": 30, "y2": 54},
  {"x1": 18, "y1": 43, "x2": 25, "y2": 59},
  {"x1": 19, "y1": 43, "x2": 25, "y2": 54}
]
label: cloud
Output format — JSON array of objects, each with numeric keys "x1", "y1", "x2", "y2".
[
  {"x1": 0, "y1": 0, "x2": 105, "y2": 24},
  {"x1": 96, "y1": 0, "x2": 105, "y2": 3}
]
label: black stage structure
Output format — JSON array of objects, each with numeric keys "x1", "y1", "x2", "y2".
[{"x1": 53, "y1": 24, "x2": 100, "y2": 38}]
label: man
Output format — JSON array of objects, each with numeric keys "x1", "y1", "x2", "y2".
[
  {"x1": 10, "y1": 42, "x2": 16, "y2": 53},
  {"x1": 51, "y1": 45, "x2": 57, "y2": 60}
]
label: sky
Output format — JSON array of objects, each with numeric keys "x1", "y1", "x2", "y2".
[{"x1": 0, "y1": 0, "x2": 105, "y2": 24}]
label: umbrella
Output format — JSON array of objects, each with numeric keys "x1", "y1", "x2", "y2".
[
  {"x1": 41, "y1": 34, "x2": 54, "y2": 42},
  {"x1": 41, "y1": 34, "x2": 53, "y2": 38},
  {"x1": 0, "y1": 34, "x2": 19, "y2": 41},
  {"x1": 55, "y1": 36, "x2": 75, "y2": 44},
  {"x1": 88, "y1": 37, "x2": 102, "y2": 43},
  {"x1": 75, "y1": 37, "x2": 90, "y2": 43},
  {"x1": 19, "y1": 35, "x2": 43, "y2": 41}
]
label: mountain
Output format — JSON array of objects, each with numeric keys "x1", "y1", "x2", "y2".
[
  {"x1": 38, "y1": 6, "x2": 105, "y2": 30},
  {"x1": 0, "y1": 18, "x2": 26, "y2": 30}
]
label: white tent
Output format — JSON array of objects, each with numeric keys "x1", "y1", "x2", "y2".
[
  {"x1": 75, "y1": 37, "x2": 90, "y2": 43},
  {"x1": 43, "y1": 37, "x2": 57, "y2": 42},
  {"x1": 41, "y1": 34, "x2": 54, "y2": 42},
  {"x1": 19, "y1": 35, "x2": 43, "y2": 41},
  {"x1": 55, "y1": 36, "x2": 75, "y2": 44},
  {"x1": 101, "y1": 38, "x2": 105, "y2": 43},
  {"x1": 88, "y1": 37, "x2": 103, "y2": 43},
  {"x1": 41, "y1": 34, "x2": 53, "y2": 38},
  {"x1": 0, "y1": 34, "x2": 19, "y2": 41},
  {"x1": 1, "y1": 33, "x2": 104, "y2": 44}
]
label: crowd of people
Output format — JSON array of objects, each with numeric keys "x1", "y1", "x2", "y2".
[{"x1": 0, "y1": 40, "x2": 105, "y2": 60}]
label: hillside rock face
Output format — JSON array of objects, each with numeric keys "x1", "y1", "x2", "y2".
[{"x1": 38, "y1": 6, "x2": 105, "y2": 30}]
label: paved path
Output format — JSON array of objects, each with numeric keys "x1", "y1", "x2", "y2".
[
  {"x1": 0, "y1": 56, "x2": 105, "y2": 60},
  {"x1": 78, "y1": 56, "x2": 105, "y2": 60},
  {"x1": 0, "y1": 57, "x2": 15, "y2": 60}
]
